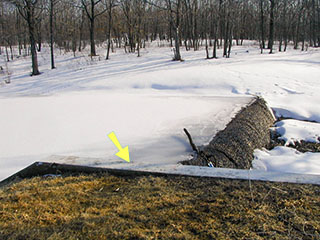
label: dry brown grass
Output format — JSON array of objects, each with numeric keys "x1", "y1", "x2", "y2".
[{"x1": 0, "y1": 174, "x2": 320, "y2": 239}]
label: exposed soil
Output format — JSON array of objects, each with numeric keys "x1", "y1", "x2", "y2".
[{"x1": 1, "y1": 174, "x2": 319, "y2": 240}]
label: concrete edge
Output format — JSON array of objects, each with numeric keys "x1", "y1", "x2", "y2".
[{"x1": 1, "y1": 162, "x2": 319, "y2": 187}]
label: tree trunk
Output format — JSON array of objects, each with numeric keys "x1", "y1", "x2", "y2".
[
  {"x1": 106, "y1": 38, "x2": 111, "y2": 60},
  {"x1": 5, "y1": 46, "x2": 9, "y2": 62},
  {"x1": 89, "y1": 18, "x2": 96, "y2": 56},
  {"x1": 37, "y1": 21, "x2": 42, "y2": 52},
  {"x1": 106, "y1": 1, "x2": 112, "y2": 60},
  {"x1": 89, "y1": 0, "x2": 96, "y2": 56},
  {"x1": 301, "y1": 13, "x2": 306, "y2": 51},
  {"x1": 294, "y1": 21, "x2": 300, "y2": 50},
  {"x1": 317, "y1": 0, "x2": 320, "y2": 47},
  {"x1": 268, "y1": 0, "x2": 275, "y2": 53},
  {"x1": 213, "y1": 38, "x2": 217, "y2": 58},
  {"x1": 37, "y1": 37, "x2": 41, "y2": 52},
  {"x1": 137, "y1": 39, "x2": 140, "y2": 57},
  {"x1": 172, "y1": 0, "x2": 182, "y2": 61},
  {"x1": 223, "y1": 19, "x2": 229, "y2": 57},
  {"x1": 205, "y1": 37, "x2": 210, "y2": 59},
  {"x1": 26, "y1": 8, "x2": 40, "y2": 76},
  {"x1": 284, "y1": 38, "x2": 288, "y2": 52},
  {"x1": 78, "y1": 9, "x2": 85, "y2": 52},
  {"x1": 169, "y1": 22, "x2": 173, "y2": 47},
  {"x1": 312, "y1": 0, "x2": 317, "y2": 47},
  {"x1": 18, "y1": 41, "x2": 22, "y2": 56},
  {"x1": 227, "y1": 37, "x2": 232, "y2": 58},
  {"x1": 174, "y1": 27, "x2": 181, "y2": 60},
  {"x1": 50, "y1": 0, "x2": 55, "y2": 69},
  {"x1": 10, "y1": 45, "x2": 13, "y2": 60},
  {"x1": 29, "y1": 24, "x2": 40, "y2": 75},
  {"x1": 260, "y1": 0, "x2": 266, "y2": 49}
]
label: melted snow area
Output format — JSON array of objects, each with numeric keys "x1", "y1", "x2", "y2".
[{"x1": 1, "y1": 41, "x2": 320, "y2": 180}]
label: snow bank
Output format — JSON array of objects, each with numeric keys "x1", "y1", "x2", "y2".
[
  {"x1": 275, "y1": 119, "x2": 320, "y2": 145},
  {"x1": 254, "y1": 147, "x2": 320, "y2": 175}
]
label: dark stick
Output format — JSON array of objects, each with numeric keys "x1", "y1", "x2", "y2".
[{"x1": 183, "y1": 128, "x2": 199, "y2": 154}]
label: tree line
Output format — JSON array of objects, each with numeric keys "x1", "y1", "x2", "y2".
[{"x1": 0, "y1": 0, "x2": 319, "y2": 76}]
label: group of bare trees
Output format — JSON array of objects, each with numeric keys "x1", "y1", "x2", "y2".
[{"x1": 0, "y1": 0, "x2": 319, "y2": 76}]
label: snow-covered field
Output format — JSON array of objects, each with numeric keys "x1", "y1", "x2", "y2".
[{"x1": 0, "y1": 41, "x2": 320, "y2": 181}]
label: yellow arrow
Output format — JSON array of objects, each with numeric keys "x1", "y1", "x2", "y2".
[{"x1": 108, "y1": 132, "x2": 130, "y2": 162}]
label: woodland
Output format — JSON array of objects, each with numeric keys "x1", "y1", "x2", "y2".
[{"x1": 0, "y1": 0, "x2": 319, "y2": 75}]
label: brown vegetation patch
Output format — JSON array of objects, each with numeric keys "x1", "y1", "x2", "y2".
[{"x1": 0, "y1": 174, "x2": 319, "y2": 239}]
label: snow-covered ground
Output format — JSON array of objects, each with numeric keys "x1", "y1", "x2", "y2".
[
  {"x1": 274, "y1": 119, "x2": 320, "y2": 145},
  {"x1": 253, "y1": 119, "x2": 320, "y2": 175},
  {"x1": 0, "y1": 41, "x2": 320, "y2": 180}
]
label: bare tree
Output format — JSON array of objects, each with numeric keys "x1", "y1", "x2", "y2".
[
  {"x1": 105, "y1": 0, "x2": 117, "y2": 59},
  {"x1": 121, "y1": 0, "x2": 135, "y2": 53},
  {"x1": 293, "y1": 0, "x2": 305, "y2": 49},
  {"x1": 133, "y1": 0, "x2": 147, "y2": 57},
  {"x1": 166, "y1": 0, "x2": 182, "y2": 60},
  {"x1": 146, "y1": 0, "x2": 182, "y2": 60},
  {"x1": 80, "y1": 0, "x2": 107, "y2": 56},
  {"x1": 49, "y1": 0, "x2": 59, "y2": 69},
  {"x1": 78, "y1": 8, "x2": 86, "y2": 52},
  {"x1": 6, "y1": 0, "x2": 42, "y2": 75},
  {"x1": 2, "y1": 0, "x2": 320, "y2": 69},
  {"x1": 259, "y1": 0, "x2": 266, "y2": 49}
]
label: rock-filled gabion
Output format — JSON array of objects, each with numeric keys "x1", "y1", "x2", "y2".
[{"x1": 183, "y1": 97, "x2": 275, "y2": 169}]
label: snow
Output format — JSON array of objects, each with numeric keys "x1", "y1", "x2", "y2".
[
  {"x1": 253, "y1": 119, "x2": 320, "y2": 176},
  {"x1": 1, "y1": 41, "x2": 320, "y2": 181},
  {"x1": 275, "y1": 119, "x2": 320, "y2": 145},
  {"x1": 254, "y1": 147, "x2": 320, "y2": 175},
  {"x1": 0, "y1": 92, "x2": 251, "y2": 180}
]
